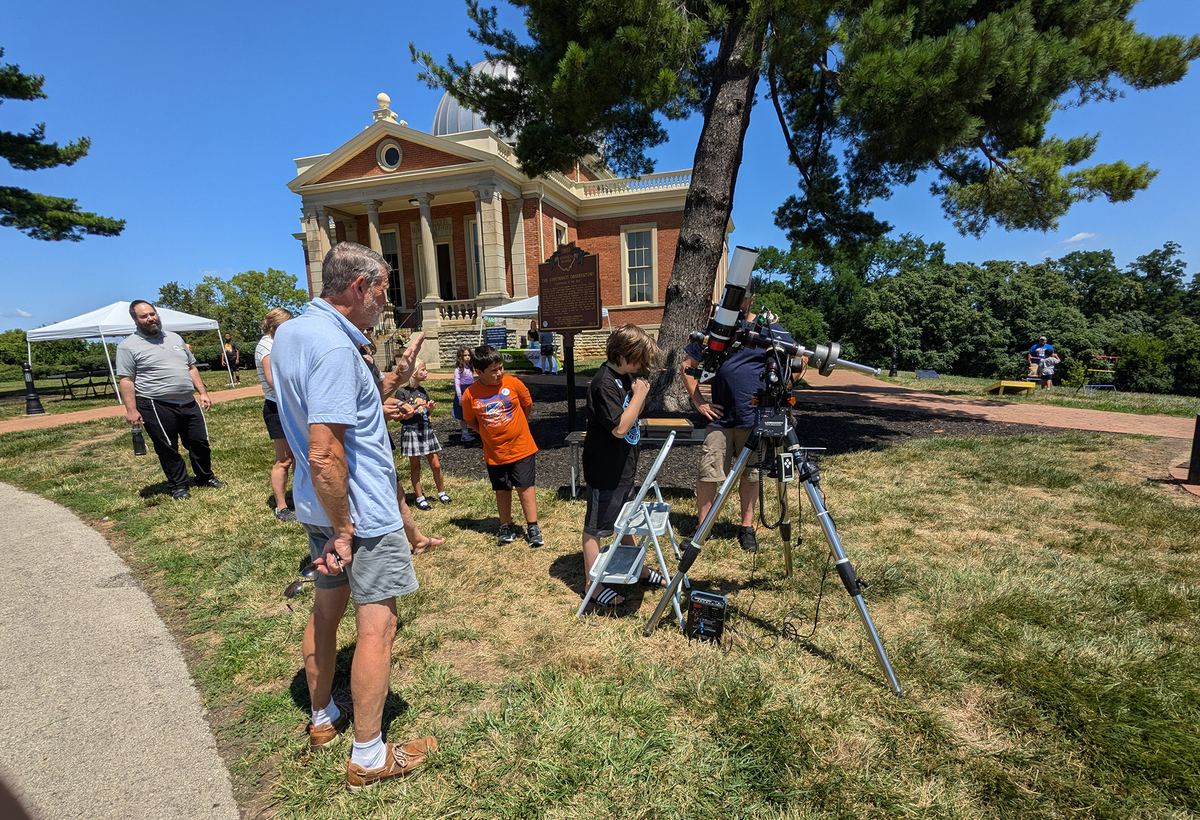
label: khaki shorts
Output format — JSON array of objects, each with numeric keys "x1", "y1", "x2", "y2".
[{"x1": 698, "y1": 426, "x2": 761, "y2": 484}]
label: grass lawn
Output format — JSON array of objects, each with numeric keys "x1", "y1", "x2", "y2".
[
  {"x1": 0, "y1": 369, "x2": 261, "y2": 420},
  {"x1": 877, "y1": 371, "x2": 1200, "y2": 418},
  {"x1": 1, "y1": 391, "x2": 1197, "y2": 819}
]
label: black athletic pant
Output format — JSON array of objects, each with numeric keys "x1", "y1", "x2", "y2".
[{"x1": 136, "y1": 397, "x2": 215, "y2": 493}]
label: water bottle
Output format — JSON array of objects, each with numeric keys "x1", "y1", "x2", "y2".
[{"x1": 132, "y1": 425, "x2": 147, "y2": 456}]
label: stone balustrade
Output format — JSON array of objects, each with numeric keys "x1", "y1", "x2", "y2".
[
  {"x1": 580, "y1": 171, "x2": 692, "y2": 198},
  {"x1": 436, "y1": 299, "x2": 480, "y2": 324}
]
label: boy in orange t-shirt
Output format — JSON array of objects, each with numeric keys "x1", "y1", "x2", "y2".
[{"x1": 462, "y1": 346, "x2": 542, "y2": 546}]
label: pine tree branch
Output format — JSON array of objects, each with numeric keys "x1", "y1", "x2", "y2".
[
  {"x1": 768, "y1": 65, "x2": 811, "y2": 188},
  {"x1": 0, "y1": 186, "x2": 125, "y2": 241}
]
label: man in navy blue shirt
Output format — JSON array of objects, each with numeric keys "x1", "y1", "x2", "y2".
[{"x1": 682, "y1": 301, "x2": 800, "y2": 553}]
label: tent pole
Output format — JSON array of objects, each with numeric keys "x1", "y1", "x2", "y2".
[
  {"x1": 100, "y1": 333, "x2": 121, "y2": 403},
  {"x1": 216, "y1": 323, "x2": 233, "y2": 385},
  {"x1": 26, "y1": 340, "x2": 32, "y2": 367}
]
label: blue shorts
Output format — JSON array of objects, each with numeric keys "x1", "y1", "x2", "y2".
[{"x1": 302, "y1": 523, "x2": 418, "y2": 605}]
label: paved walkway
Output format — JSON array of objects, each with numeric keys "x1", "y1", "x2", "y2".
[
  {"x1": 0, "y1": 368, "x2": 1194, "y2": 817},
  {"x1": 796, "y1": 369, "x2": 1196, "y2": 439},
  {"x1": 0, "y1": 482, "x2": 238, "y2": 819}
]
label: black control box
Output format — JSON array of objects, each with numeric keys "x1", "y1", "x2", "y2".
[{"x1": 685, "y1": 590, "x2": 727, "y2": 642}]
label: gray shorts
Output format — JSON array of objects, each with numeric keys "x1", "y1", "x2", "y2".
[{"x1": 302, "y1": 523, "x2": 418, "y2": 605}]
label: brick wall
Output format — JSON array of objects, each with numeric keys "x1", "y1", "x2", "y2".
[
  {"x1": 575, "y1": 210, "x2": 683, "y2": 326},
  {"x1": 524, "y1": 202, "x2": 578, "y2": 293},
  {"x1": 318, "y1": 136, "x2": 480, "y2": 184}
]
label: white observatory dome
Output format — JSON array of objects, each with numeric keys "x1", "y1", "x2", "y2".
[{"x1": 431, "y1": 60, "x2": 517, "y2": 142}]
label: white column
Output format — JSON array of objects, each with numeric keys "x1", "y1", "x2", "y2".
[
  {"x1": 301, "y1": 208, "x2": 327, "y2": 296},
  {"x1": 471, "y1": 188, "x2": 485, "y2": 298},
  {"x1": 364, "y1": 201, "x2": 383, "y2": 253},
  {"x1": 415, "y1": 193, "x2": 440, "y2": 301},
  {"x1": 474, "y1": 184, "x2": 507, "y2": 298},
  {"x1": 314, "y1": 207, "x2": 333, "y2": 256},
  {"x1": 509, "y1": 194, "x2": 528, "y2": 298}
]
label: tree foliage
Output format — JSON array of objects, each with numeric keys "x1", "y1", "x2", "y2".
[
  {"x1": 0, "y1": 328, "x2": 113, "y2": 380},
  {"x1": 414, "y1": 1, "x2": 1198, "y2": 409},
  {"x1": 755, "y1": 235, "x2": 1199, "y2": 395},
  {"x1": 155, "y1": 269, "x2": 309, "y2": 349},
  {"x1": 0, "y1": 48, "x2": 124, "y2": 241}
]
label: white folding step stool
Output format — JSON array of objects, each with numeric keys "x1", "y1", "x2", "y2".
[{"x1": 575, "y1": 431, "x2": 686, "y2": 626}]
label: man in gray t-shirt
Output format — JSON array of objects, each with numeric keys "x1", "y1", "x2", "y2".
[{"x1": 115, "y1": 300, "x2": 225, "y2": 500}]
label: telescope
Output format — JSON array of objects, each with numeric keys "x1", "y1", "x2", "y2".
[{"x1": 648, "y1": 246, "x2": 901, "y2": 696}]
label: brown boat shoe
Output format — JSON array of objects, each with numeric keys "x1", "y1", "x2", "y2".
[
  {"x1": 345, "y1": 736, "x2": 437, "y2": 791},
  {"x1": 307, "y1": 702, "x2": 352, "y2": 749}
]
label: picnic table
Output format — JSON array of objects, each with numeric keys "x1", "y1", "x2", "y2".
[{"x1": 46, "y1": 369, "x2": 115, "y2": 399}]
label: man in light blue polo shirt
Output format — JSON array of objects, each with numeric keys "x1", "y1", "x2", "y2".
[{"x1": 271, "y1": 242, "x2": 436, "y2": 790}]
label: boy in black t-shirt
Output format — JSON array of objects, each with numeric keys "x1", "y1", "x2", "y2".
[{"x1": 581, "y1": 324, "x2": 663, "y2": 609}]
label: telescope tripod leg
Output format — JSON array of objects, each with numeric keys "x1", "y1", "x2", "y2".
[
  {"x1": 642, "y1": 438, "x2": 759, "y2": 636},
  {"x1": 798, "y1": 469, "x2": 904, "y2": 696}
]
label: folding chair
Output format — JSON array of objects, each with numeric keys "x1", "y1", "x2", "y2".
[{"x1": 575, "y1": 431, "x2": 686, "y2": 627}]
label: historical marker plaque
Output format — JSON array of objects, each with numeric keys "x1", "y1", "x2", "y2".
[{"x1": 537, "y1": 244, "x2": 601, "y2": 332}]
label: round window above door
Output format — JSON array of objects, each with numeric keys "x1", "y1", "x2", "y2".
[{"x1": 376, "y1": 140, "x2": 404, "y2": 172}]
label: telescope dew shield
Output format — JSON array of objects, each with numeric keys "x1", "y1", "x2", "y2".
[{"x1": 698, "y1": 246, "x2": 759, "y2": 382}]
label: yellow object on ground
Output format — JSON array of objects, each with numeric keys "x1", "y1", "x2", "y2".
[{"x1": 986, "y1": 380, "x2": 1035, "y2": 395}]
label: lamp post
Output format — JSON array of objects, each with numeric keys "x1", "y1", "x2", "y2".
[
  {"x1": 889, "y1": 345, "x2": 898, "y2": 378},
  {"x1": 23, "y1": 363, "x2": 45, "y2": 415}
]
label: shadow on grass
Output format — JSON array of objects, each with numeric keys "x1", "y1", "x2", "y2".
[
  {"x1": 137, "y1": 480, "x2": 173, "y2": 500},
  {"x1": 288, "y1": 645, "x2": 411, "y2": 739},
  {"x1": 448, "y1": 514, "x2": 505, "y2": 537}
]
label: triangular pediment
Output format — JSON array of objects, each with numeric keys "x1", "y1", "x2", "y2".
[{"x1": 290, "y1": 121, "x2": 489, "y2": 191}]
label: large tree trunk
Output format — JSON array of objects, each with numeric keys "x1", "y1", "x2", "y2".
[{"x1": 652, "y1": 14, "x2": 765, "y2": 413}]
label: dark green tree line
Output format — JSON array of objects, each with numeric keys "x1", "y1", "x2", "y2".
[
  {"x1": 756, "y1": 237, "x2": 1199, "y2": 395},
  {"x1": 155, "y1": 268, "x2": 309, "y2": 356}
]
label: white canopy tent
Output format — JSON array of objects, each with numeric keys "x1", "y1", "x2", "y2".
[
  {"x1": 25, "y1": 301, "x2": 228, "y2": 400},
  {"x1": 479, "y1": 295, "x2": 611, "y2": 325}
]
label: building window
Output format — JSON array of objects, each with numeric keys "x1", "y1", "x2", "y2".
[
  {"x1": 380, "y1": 231, "x2": 402, "y2": 308},
  {"x1": 376, "y1": 139, "x2": 403, "y2": 172},
  {"x1": 623, "y1": 226, "x2": 656, "y2": 304},
  {"x1": 554, "y1": 219, "x2": 568, "y2": 248}
]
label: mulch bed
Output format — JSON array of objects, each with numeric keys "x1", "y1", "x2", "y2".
[{"x1": 409, "y1": 382, "x2": 1063, "y2": 494}]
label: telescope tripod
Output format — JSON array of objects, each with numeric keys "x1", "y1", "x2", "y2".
[{"x1": 643, "y1": 412, "x2": 904, "y2": 697}]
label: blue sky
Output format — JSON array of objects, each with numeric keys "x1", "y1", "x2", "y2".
[{"x1": 3, "y1": 1, "x2": 1197, "y2": 332}]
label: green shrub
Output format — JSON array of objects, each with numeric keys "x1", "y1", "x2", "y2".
[{"x1": 1114, "y1": 335, "x2": 1173, "y2": 393}]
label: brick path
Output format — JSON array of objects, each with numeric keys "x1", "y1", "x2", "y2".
[{"x1": 0, "y1": 384, "x2": 265, "y2": 435}]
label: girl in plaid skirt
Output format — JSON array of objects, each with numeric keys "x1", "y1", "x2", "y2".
[{"x1": 395, "y1": 360, "x2": 450, "y2": 510}]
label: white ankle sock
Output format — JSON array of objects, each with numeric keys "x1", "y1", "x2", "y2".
[
  {"x1": 351, "y1": 733, "x2": 387, "y2": 769},
  {"x1": 312, "y1": 699, "x2": 341, "y2": 727}
]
